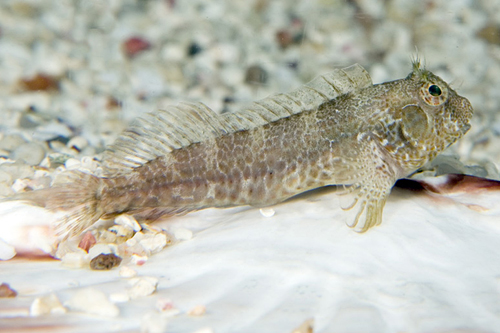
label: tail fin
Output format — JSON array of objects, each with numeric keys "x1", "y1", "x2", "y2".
[{"x1": 8, "y1": 171, "x2": 104, "y2": 239}]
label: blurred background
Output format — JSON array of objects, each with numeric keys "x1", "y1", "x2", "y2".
[{"x1": 0, "y1": 0, "x2": 499, "y2": 194}]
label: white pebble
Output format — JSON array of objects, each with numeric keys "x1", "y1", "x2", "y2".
[
  {"x1": 61, "y1": 251, "x2": 88, "y2": 269},
  {"x1": 65, "y1": 288, "x2": 119, "y2": 317},
  {"x1": 115, "y1": 214, "x2": 142, "y2": 232},
  {"x1": 138, "y1": 233, "x2": 168, "y2": 254},
  {"x1": 119, "y1": 266, "x2": 137, "y2": 278},
  {"x1": 128, "y1": 277, "x2": 158, "y2": 299},
  {"x1": 67, "y1": 136, "x2": 88, "y2": 151},
  {"x1": 174, "y1": 228, "x2": 193, "y2": 241},
  {"x1": 0, "y1": 161, "x2": 34, "y2": 180},
  {"x1": 64, "y1": 158, "x2": 81, "y2": 170},
  {"x1": 80, "y1": 156, "x2": 98, "y2": 172},
  {"x1": 0, "y1": 238, "x2": 16, "y2": 260},
  {"x1": 88, "y1": 243, "x2": 114, "y2": 260},
  {"x1": 109, "y1": 225, "x2": 134, "y2": 239},
  {"x1": 30, "y1": 294, "x2": 66, "y2": 316},
  {"x1": 259, "y1": 208, "x2": 275, "y2": 217},
  {"x1": 130, "y1": 254, "x2": 148, "y2": 265}
]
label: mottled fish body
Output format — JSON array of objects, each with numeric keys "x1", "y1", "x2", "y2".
[{"x1": 11, "y1": 62, "x2": 473, "y2": 237}]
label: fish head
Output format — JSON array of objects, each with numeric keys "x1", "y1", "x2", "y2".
[{"x1": 401, "y1": 65, "x2": 474, "y2": 151}]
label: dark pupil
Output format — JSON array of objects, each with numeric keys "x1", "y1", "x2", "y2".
[{"x1": 428, "y1": 85, "x2": 442, "y2": 96}]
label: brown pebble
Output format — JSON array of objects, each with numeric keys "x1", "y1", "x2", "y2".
[
  {"x1": 477, "y1": 24, "x2": 500, "y2": 45},
  {"x1": 245, "y1": 65, "x2": 268, "y2": 85},
  {"x1": 19, "y1": 73, "x2": 59, "y2": 92},
  {"x1": 106, "y1": 96, "x2": 122, "y2": 110},
  {"x1": 78, "y1": 231, "x2": 96, "y2": 253},
  {"x1": 276, "y1": 29, "x2": 293, "y2": 49},
  {"x1": 90, "y1": 253, "x2": 122, "y2": 270},
  {"x1": 123, "y1": 37, "x2": 151, "y2": 58},
  {"x1": 0, "y1": 283, "x2": 18, "y2": 298}
]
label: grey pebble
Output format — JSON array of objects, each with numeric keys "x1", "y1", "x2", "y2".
[
  {"x1": 0, "y1": 161, "x2": 34, "y2": 180},
  {"x1": 0, "y1": 134, "x2": 27, "y2": 152},
  {"x1": 10, "y1": 142, "x2": 46, "y2": 166}
]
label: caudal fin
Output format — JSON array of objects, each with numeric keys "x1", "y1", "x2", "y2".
[{"x1": 8, "y1": 171, "x2": 104, "y2": 238}]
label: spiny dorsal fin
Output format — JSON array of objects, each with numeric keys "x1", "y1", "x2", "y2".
[{"x1": 101, "y1": 64, "x2": 372, "y2": 175}]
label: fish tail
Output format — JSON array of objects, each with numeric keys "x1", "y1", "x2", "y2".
[{"x1": 10, "y1": 171, "x2": 104, "y2": 238}]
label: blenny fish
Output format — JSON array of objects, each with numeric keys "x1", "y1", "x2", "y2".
[{"x1": 12, "y1": 61, "x2": 473, "y2": 237}]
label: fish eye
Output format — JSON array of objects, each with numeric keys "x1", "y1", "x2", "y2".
[
  {"x1": 420, "y1": 82, "x2": 448, "y2": 106},
  {"x1": 428, "y1": 85, "x2": 442, "y2": 96}
]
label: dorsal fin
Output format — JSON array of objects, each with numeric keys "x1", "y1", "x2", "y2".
[{"x1": 101, "y1": 64, "x2": 372, "y2": 175}]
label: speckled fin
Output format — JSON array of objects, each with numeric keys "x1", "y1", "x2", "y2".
[{"x1": 101, "y1": 64, "x2": 372, "y2": 175}]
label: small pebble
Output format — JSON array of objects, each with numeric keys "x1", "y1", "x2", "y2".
[
  {"x1": 276, "y1": 29, "x2": 293, "y2": 49},
  {"x1": 130, "y1": 254, "x2": 148, "y2": 266},
  {"x1": 106, "y1": 96, "x2": 122, "y2": 110},
  {"x1": 109, "y1": 225, "x2": 134, "y2": 240},
  {"x1": 88, "y1": 243, "x2": 114, "y2": 259},
  {"x1": 64, "y1": 158, "x2": 81, "y2": 170},
  {"x1": 90, "y1": 253, "x2": 122, "y2": 270},
  {"x1": 61, "y1": 251, "x2": 88, "y2": 269},
  {"x1": 115, "y1": 214, "x2": 142, "y2": 232},
  {"x1": 119, "y1": 266, "x2": 137, "y2": 278},
  {"x1": 259, "y1": 208, "x2": 275, "y2": 217},
  {"x1": 188, "y1": 305, "x2": 206, "y2": 316},
  {"x1": 187, "y1": 42, "x2": 203, "y2": 56},
  {"x1": 67, "y1": 136, "x2": 88, "y2": 152},
  {"x1": 138, "y1": 233, "x2": 169, "y2": 254},
  {"x1": 123, "y1": 37, "x2": 151, "y2": 58},
  {"x1": 30, "y1": 294, "x2": 67, "y2": 316},
  {"x1": 0, "y1": 134, "x2": 26, "y2": 152},
  {"x1": 0, "y1": 161, "x2": 34, "y2": 180},
  {"x1": 291, "y1": 318, "x2": 314, "y2": 333},
  {"x1": 19, "y1": 73, "x2": 60, "y2": 92},
  {"x1": 65, "y1": 288, "x2": 119, "y2": 317},
  {"x1": 128, "y1": 277, "x2": 158, "y2": 299},
  {"x1": 97, "y1": 230, "x2": 118, "y2": 244},
  {"x1": 0, "y1": 283, "x2": 17, "y2": 297},
  {"x1": 80, "y1": 156, "x2": 98, "y2": 172},
  {"x1": 245, "y1": 65, "x2": 268, "y2": 85},
  {"x1": 78, "y1": 231, "x2": 97, "y2": 253},
  {"x1": 10, "y1": 142, "x2": 46, "y2": 166},
  {"x1": 477, "y1": 24, "x2": 500, "y2": 45},
  {"x1": 19, "y1": 112, "x2": 42, "y2": 129}
]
